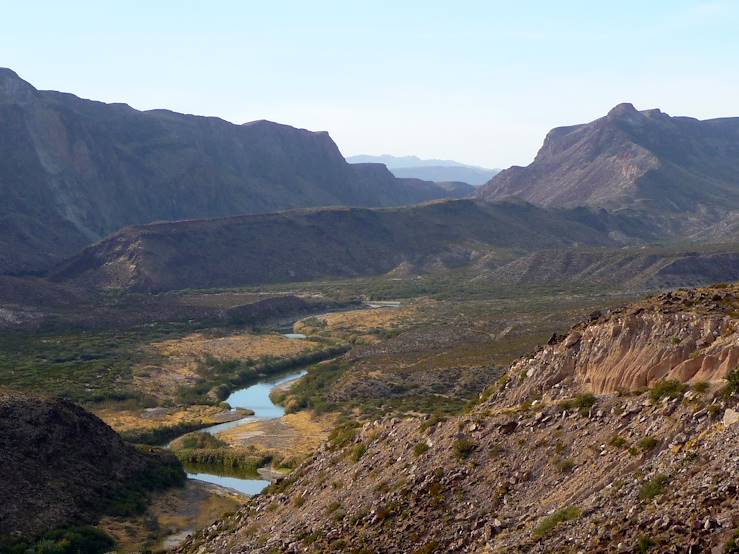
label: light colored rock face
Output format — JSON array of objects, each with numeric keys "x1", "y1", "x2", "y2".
[
  {"x1": 508, "y1": 310, "x2": 738, "y2": 397},
  {"x1": 724, "y1": 408, "x2": 739, "y2": 426}
]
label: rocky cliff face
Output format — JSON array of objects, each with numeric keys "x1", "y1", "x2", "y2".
[
  {"x1": 0, "y1": 68, "x2": 471, "y2": 273},
  {"x1": 177, "y1": 284, "x2": 739, "y2": 553},
  {"x1": 506, "y1": 285, "x2": 739, "y2": 397},
  {"x1": 479, "y1": 104, "x2": 739, "y2": 235},
  {"x1": 0, "y1": 389, "x2": 184, "y2": 544}
]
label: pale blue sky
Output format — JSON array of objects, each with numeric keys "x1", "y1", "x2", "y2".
[{"x1": 2, "y1": 0, "x2": 738, "y2": 167}]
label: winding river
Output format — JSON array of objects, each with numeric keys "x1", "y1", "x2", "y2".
[{"x1": 182, "y1": 369, "x2": 307, "y2": 496}]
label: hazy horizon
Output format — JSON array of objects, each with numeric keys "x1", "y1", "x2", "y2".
[{"x1": 3, "y1": 0, "x2": 738, "y2": 167}]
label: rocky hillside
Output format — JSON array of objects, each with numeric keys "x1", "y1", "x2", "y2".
[
  {"x1": 473, "y1": 246, "x2": 739, "y2": 290},
  {"x1": 0, "y1": 389, "x2": 184, "y2": 545},
  {"x1": 0, "y1": 68, "x2": 470, "y2": 274},
  {"x1": 49, "y1": 199, "x2": 657, "y2": 292},
  {"x1": 479, "y1": 103, "x2": 739, "y2": 235},
  {"x1": 177, "y1": 284, "x2": 739, "y2": 553}
]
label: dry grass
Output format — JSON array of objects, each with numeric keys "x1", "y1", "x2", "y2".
[
  {"x1": 93, "y1": 404, "x2": 246, "y2": 434},
  {"x1": 294, "y1": 305, "x2": 416, "y2": 343},
  {"x1": 134, "y1": 331, "x2": 315, "y2": 400},
  {"x1": 218, "y1": 410, "x2": 336, "y2": 457}
]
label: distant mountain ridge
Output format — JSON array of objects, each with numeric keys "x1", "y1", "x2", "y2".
[
  {"x1": 347, "y1": 154, "x2": 499, "y2": 185},
  {"x1": 50, "y1": 199, "x2": 656, "y2": 292},
  {"x1": 0, "y1": 68, "x2": 471, "y2": 274},
  {"x1": 479, "y1": 103, "x2": 739, "y2": 234}
]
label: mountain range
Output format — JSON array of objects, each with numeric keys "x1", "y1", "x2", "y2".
[
  {"x1": 347, "y1": 154, "x2": 499, "y2": 185},
  {"x1": 0, "y1": 68, "x2": 472, "y2": 274},
  {"x1": 479, "y1": 103, "x2": 739, "y2": 236}
]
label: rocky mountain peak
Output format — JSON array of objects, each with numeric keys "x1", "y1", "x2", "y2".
[{"x1": 0, "y1": 67, "x2": 36, "y2": 104}]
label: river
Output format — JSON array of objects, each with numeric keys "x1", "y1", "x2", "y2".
[{"x1": 182, "y1": 369, "x2": 307, "y2": 495}]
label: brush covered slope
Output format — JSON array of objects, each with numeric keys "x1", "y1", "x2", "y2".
[
  {"x1": 0, "y1": 389, "x2": 184, "y2": 545},
  {"x1": 49, "y1": 199, "x2": 657, "y2": 292},
  {"x1": 479, "y1": 103, "x2": 739, "y2": 235},
  {"x1": 177, "y1": 284, "x2": 739, "y2": 553},
  {"x1": 0, "y1": 68, "x2": 468, "y2": 274}
]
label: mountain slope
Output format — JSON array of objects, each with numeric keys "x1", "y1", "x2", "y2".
[
  {"x1": 0, "y1": 389, "x2": 184, "y2": 544},
  {"x1": 479, "y1": 104, "x2": 739, "y2": 229},
  {"x1": 177, "y1": 284, "x2": 739, "y2": 553},
  {"x1": 49, "y1": 199, "x2": 657, "y2": 292},
  {"x1": 348, "y1": 154, "x2": 498, "y2": 185},
  {"x1": 0, "y1": 68, "x2": 466, "y2": 274}
]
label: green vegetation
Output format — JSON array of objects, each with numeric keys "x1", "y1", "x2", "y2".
[
  {"x1": 723, "y1": 368, "x2": 739, "y2": 398},
  {"x1": 533, "y1": 506, "x2": 581, "y2": 539},
  {"x1": 173, "y1": 431, "x2": 228, "y2": 450},
  {"x1": 609, "y1": 435, "x2": 628, "y2": 448},
  {"x1": 348, "y1": 443, "x2": 367, "y2": 462},
  {"x1": 559, "y1": 393, "x2": 597, "y2": 415},
  {"x1": 649, "y1": 379, "x2": 688, "y2": 402},
  {"x1": 555, "y1": 457, "x2": 575, "y2": 473},
  {"x1": 638, "y1": 436, "x2": 659, "y2": 451},
  {"x1": 413, "y1": 442, "x2": 430, "y2": 456},
  {"x1": 1, "y1": 526, "x2": 116, "y2": 554},
  {"x1": 102, "y1": 446, "x2": 185, "y2": 516},
  {"x1": 453, "y1": 438, "x2": 476, "y2": 460},
  {"x1": 120, "y1": 420, "x2": 211, "y2": 446},
  {"x1": 691, "y1": 381, "x2": 709, "y2": 393},
  {"x1": 328, "y1": 420, "x2": 359, "y2": 448},
  {"x1": 638, "y1": 535, "x2": 655, "y2": 552},
  {"x1": 174, "y1": 448, "x2": 271, "y2": 472},
  {"x1": 419, "y1": 415, "x2": 447, "y2": 434},
  {"x1": 180, "y1": 344, "x2": 349, "y2": 406},
  {"x1": 638, "y1": 474, "x2": 669, "y2": 500},
  {"x1": 725, "y1": 530, "x2": 739, "y2": 553},
  {"x1": 0, "y1": 326, "x2": 185, "y2": 404}
]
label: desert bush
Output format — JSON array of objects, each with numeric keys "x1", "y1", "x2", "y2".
[
  {"x1": 638, "y1": 436, "x2": 659, "y2": 451},
  {"x1": 453, "y1": 438, "x2": 476, "y2": 460},
  {"x1": 649, "y1": 380, "x2": 687, "y2": 401},
  {"x1": 414, "y1": 442, "x2": 430, "y2": 456},
  {"x1": 349, "y1": 443, "x2": 367, "y2": 462},
  {"x1": 638, "y1": 474, "x2": 669, "y2": 500},
  {"x1": 609, "y1": 435, "x2": 628, "y2": 448},
  {"x1": 533, "y1": 506, "x2": 581, "y2": 538}
]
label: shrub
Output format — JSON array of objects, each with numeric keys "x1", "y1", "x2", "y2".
[
  {"x1": 329, "y1": 421, "x2": 359, "y2": 448},
  {"x1": 293, "y1": 495, "x2": 305, "y2": 507},
  {"x1": 413, "y1": 442, "x2": 430, "y2": 457},
  {"x1": 533, "y1": 506, "x2": 581, "y2": 538},
  {"x1": 649, "y1": 380, "x2": 688, "y2": 401},
  {"x1": 453, "y1": 438, "x2": 476, "y2": 460},
  {"x1": 609, "y1": 435, "x2": 628, "y2": 448},
  {"x1": 638, "y1": 535, "x2": 655, "y2": 552},
  {"x1": 691, "y1": 381, "x2": 709, "y2": 393},
  {"x1": 419, "y1": 415, "x2": 446, "y2": 434},
  {"x1": 724, "y1": 369, "x2": 739, "y2": 398},
  {"x1": 349, "y1": 443, "x2": 367, "y2": 463},
  {"x1": 638, "y1": 474, "x2": 669, "y2": 500},
  {"x1": 555, "y1": 457, "x2": 575, "y2": 473},
  {"x1": 638, "y1": 436, "x2": 659, "y2": 451}
]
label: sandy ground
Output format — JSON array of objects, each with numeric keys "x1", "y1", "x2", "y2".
[
  {"x1": 218, "y1": 411, "x2": 335, "y2": 459},
  {"x1": 98, "y1": 480, "x2": 245, "y2": 552}
]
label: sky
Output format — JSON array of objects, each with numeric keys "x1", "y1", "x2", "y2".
[{"x1": 2, "y1": 0, "x2": 738, "y2": 168}]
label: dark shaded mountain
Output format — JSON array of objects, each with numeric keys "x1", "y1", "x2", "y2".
[
  {"x1": 0, "y1": 68, "x2": 468, "y2": 274},
  {"x1": 479, "y1": 103, "x2": 739, "y2": 232},
  {"x1": 348, "y1": 154, "x2": 498, "y2": 185},
  {"x1": 49, "y1": 199, "x2": 658, "y2": 292},
  {"x1": 0, "y1": 388, "x2": 184, "y2": 544}
]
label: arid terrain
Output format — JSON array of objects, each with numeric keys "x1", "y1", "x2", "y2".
[{"x1": 2, "y1": 62, "x2": 739, "y2": 554}]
